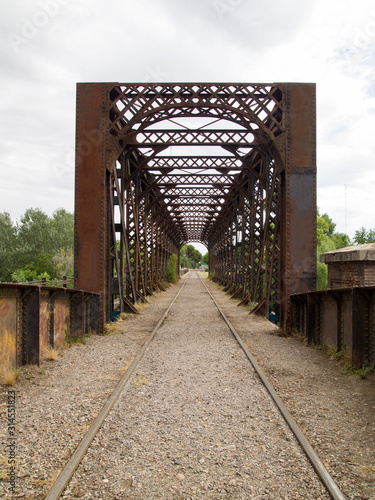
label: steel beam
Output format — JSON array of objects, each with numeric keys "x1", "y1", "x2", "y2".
[{"x1": 281, "y1": 83, "x2": 316, "y2": 328}]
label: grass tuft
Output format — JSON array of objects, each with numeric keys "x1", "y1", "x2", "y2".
[
  {"x1": 42, "y1": 346, "x2": 58, "y2": 361},
  {"x1": 103, "y1": 322, "x2": 118, "y2": 335},
  {"x1": 341, "y1": 362, "x2": 374, "y2": 379},
  {"x1": 64, "y1": 334, "x2": 89, "y2": 347},
  {"x1": 1, "y1": 366, "x2": 20, "y2": 387},
  {"x1": 321, "y1": 345, "x2": 374, "y2": 379},
  {"x1": 133, "y1": 374, "x2": 150, "y2": 387}
]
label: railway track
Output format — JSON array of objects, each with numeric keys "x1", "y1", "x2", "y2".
[{"x1": 45, "y1": 271, "x2": 346, "y2": 499}]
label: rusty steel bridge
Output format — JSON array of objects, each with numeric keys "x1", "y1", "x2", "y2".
[
  {"x1": 1, "y1": 82, "x2": 374, "y2": 370},
  {"x1": 74, "y1": 82, "x2": 316, "y2": 330}
]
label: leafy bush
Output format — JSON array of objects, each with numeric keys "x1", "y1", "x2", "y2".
[{"x1": 166, "y1": 253, "x2": 178, "y2": 282}]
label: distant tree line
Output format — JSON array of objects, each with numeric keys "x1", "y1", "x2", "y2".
[
  {"x1": 1, "y1": 207, "x2": 373, "y2": 291},
  {"x1": 0, "y1": 208, "x2": 74, "y2": 283}
]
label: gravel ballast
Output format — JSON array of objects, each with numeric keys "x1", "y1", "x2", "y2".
[{"x1": 0, "y1": 272, "x2": 374, "y2": 499}]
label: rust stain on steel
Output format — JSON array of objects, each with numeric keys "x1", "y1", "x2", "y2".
[
  {"x1": 0, "y1": 298, "x2": 18, "y2": 369},
  {"x1": 0, "y1": 284, "x2": 100, "y2": 369},
  {"x1": 39, "y1": 291, "x2": 50, "y2": 356},
  {"x1": 281, "y1": 83, "x2": 317, "y2": 327},
  {"x1": 287, "y1": 83, "x2": 316, "y2": 167},
  {"x1": 74, "y1": 84, "x2": 108, "y2": 299},
  {"x1": 53, "y1": 296, "x2": 70, "y2": 347}
]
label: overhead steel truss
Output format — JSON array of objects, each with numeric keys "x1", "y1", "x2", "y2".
[{"x1": 74, "y1": 83, "x2": 316, "y2": 329}]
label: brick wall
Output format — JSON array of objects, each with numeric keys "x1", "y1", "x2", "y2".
[
  {"x1": 328, "y1": 262, "x2": 363, "y2": 288},
  {"x1": 328, "y1": 261, "x2": 375, "y2": 288},
  {"x1": 364, "y1": 262, "x2": 375, "y2": 286}
]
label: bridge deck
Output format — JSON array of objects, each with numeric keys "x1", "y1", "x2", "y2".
[{"x1": 0, "y1": 275, "x2": 374, "y2": 498}]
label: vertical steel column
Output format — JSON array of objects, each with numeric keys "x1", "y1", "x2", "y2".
[
  {"x1": 281, "y1": 83, "x2": 317, "y2": 329},
  {"x1": 75, "y1": 83, "x2": 108, "y2": 329}
]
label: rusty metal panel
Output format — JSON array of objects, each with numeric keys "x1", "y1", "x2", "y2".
[
  {"x1": 52, "y1": 294, "x2": 70, "y2": 347},
  {"x1": 291, "y1": 287, "x2": 375, "y2": 366},
  {"x1": 70, "y1": 293, "x2": 85, "y2": 337},
  {"x1": 0, "y1": 284, "x2": 100, "y2": 369},
  {"x1": 88, "y1": 295, "x2": 101, "y2": 334},
  {"x1": 39, "y1": 290, "x2": 50, "y2": 355},
  {"x1": 24, "y1": 288, "x2": 40, "y2": 365},
  {"x1": 342, "y1": 292, "x2": 353, "y2": 354},
  {"x1": 0, "y1": 297, "x2": 18, "y2": 369},
  {"x1": 370, "y1": 292, "x2": 375, "y2": 364},
  {"x1": 306, "y1": 294, "x2": 319, "y2": 344},
  {"x1": 320, "y1": 296, "x2": 337, "y2": 348},
  {"x1": 286, "y1": 83, "x2": 316, "y2": 167},
  {"x1": 287, "y1": 173, "x2": 316, "y2": 289},
  {"x1": 352, "y1": 289, "x2": 367, "y2": 367}
]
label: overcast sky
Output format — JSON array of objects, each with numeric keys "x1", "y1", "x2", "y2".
[{"x1": 1, "y1": 0, "x2": 375, "y2": 255}]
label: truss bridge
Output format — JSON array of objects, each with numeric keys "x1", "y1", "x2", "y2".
[{"x1": 74, "y1": 82, "x2": 317, "y2": 329}]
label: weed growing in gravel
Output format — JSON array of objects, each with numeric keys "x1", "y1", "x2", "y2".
[
  {"x1": 103, "y1": 322, "x2": 118, "y2": 335},
  {"x1": 0, "y1": 366, "x2": 20, "y2": 386},
  {"x1": 325, "y1": 346, "x2": 348, "y2": 362},
  {"x1": 341, "y1": 361, "x2": 374, "y2": 379},
  {"x1": 64, "y1": 334, "x2": 90, "y2": 347},
  {"x1": 42, "y1": 346, "x2": 58, "y2": 361},
  {"x1": 322, "y1": 345, "x2": 374, "y2": 379},
  {"x1": 133, "y1": 374, "x2": 150, "y2": 386}
]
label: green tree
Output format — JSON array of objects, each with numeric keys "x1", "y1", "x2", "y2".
[
  {"x1": 331, "y1": 232, "x2": 351, "y2": 249},
  {"x1": 0, "y1": 212, "x2": 18, "y2": 281},
  {"x1": 316, "y1": 210, "x2": 350, "y2": 291},
  {"x1": 51, "y1": 208, "x2": 74, "y2": 250},
  {"x1": 317, "y1": 211, "x2": 336, "y2": 246},
  {"x1": 202, "y1": 252, "x2": 209, "y2": 264},
  {"x1": 354, "y1": 227, "x2": 375, "y2": 244},
  {"x1": 17, "y1": 208, "x2": 53, "y2": 266},
  {"x1": 2, "y1": 207, "x2": 75, "y2": 282},
  {"x1": 188, "y1": 245, "x2": 202, "y2": 268},
  {"x1": 52, "y1": 248, "x2": 74, "y2": 277},
  {"x1": 180, "y1": 244, "x2": 202, "y2": 268}
]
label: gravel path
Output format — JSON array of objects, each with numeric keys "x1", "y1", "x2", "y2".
[
  {"x1": 0, "y1": 272, "x2": 374, "y2": 499},
  {"x1": 67, "y1": 272, "x2": 329, "y2": 499}
]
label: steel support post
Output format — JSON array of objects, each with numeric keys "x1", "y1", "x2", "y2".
[
  {"x1": 75, "y1": 83, "x2": 109, "y2": 329},
  {"x1": 281, "y1": 83, "x2": 317, "y2": 330}
]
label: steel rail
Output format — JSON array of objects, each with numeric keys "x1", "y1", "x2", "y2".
[
  {"x1": 196, "y1": 271, "x2": 346, "y2": 500},
  {"x1": 44, "y1": 273, "x2": 190, "y2": 500}
]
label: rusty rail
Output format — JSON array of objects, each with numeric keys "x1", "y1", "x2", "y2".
[
  {"x1": 199, "y1": 272, "x2": 346, "y2": 500},
  {"x1": 0, "y1": 283, "x2": 100, "y2": 369},
  {"x1": 290, "y1": 286, "x2": 375, "y2": 367}
]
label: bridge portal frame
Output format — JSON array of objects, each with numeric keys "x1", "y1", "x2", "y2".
[{"x1": 74, "y1": 82, "x2": 316, "y2": 330}]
